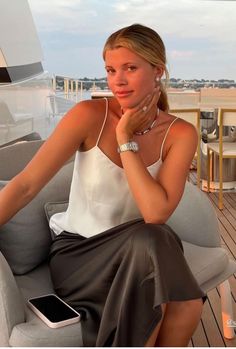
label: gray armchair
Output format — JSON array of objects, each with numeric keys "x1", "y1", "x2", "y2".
[{"x1": 0, "y1": 140, "x2": 235, "y2": 346}]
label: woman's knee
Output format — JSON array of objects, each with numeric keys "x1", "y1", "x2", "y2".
[
  {"x1": 167, "y1": 298, "x2": 203, "y2": 317},
  {"x1": 129, "y1": 222, "x2": 179, "y2": 255},
  {"x1": 188, "y1": 298, "x2": 204, "y2": 316}
]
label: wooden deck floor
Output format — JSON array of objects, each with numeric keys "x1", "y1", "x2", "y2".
[{"x1": 189, "y1": 170, "x2": 236, "y2": 347}]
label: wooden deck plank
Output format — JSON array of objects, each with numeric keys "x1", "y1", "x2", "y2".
[
  {"x1": 210, "y1": 194, "x2": 236, "y2": 240},
  {"x1": 208, "y1": 287, "x2": 236, "y2": 347},
  {"x1": 224, "y1": 194, "x2": 236, "y2": 214},
  {"x1": 228, "y1": 193, "x2": 236, "y2": 205},
  {"x1": 188, "y1": 338, "x2": 193, "y2": 347},
  {"x1": 201, "y1": 298, "x2": 225, "y2": 347},
  {"x1": 207, "y1": 194, "x2": 236, "y2": 259},
  {"x1": 191, "y1": 319, "x2": 209, "y2": 347}
]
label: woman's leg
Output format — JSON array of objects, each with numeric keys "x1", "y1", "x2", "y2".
[
  {"x1": 145, "y1": 304, "x2": 166, "y2": 347},
  {"x1": 156, "y1": 298, "x2": 203, "y2": 347},
  {"x1": 145, "y1": 298, "x2": 203, "y2": 347}
]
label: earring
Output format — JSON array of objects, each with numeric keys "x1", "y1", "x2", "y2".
[{"x1": 155, "y1": 77, "x2": 160, "y2": 87}]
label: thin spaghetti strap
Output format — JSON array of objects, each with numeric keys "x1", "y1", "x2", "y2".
[
  {"x1": 96, "y1": 98, "x2": 109, "y2": 146},
  {"x1": 159, "y1": 117, "x2": 178, "y2": 160}
]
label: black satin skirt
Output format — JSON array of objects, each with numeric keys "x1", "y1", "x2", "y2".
[{"x1": 49, "y1": 218, "x2": 205, "y2": 347}]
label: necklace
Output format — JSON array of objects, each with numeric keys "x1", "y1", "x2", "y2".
[{"x1": 134, "y1": 108, "x2": 159, "y2": 136}]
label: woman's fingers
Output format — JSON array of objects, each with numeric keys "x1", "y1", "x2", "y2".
[
  {"x1": 139, "y1": 88, "x2": 159, "y2": 117},
  {"x1": 118, "y1": 87, "x2": 161, "y2": 136},
  {"x1": 131, "y1": 94, "x2": 152, "y2": 114},
  {"x1": 139, "y1": 87, "x2": 160, "y2": 113}
]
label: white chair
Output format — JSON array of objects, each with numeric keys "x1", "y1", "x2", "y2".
[
  {"x1": 47, "y1": 95, "x2": 76, "y2": 119},
  {"x1": 207, "y1": 108, "x2": 236, "y2": 210},
  {"x1": 0, "y1": 100, "x2": 33, "y2": 145},
  {"x1": 170, "y1": 108, "x2": 201, "y2": 187}
]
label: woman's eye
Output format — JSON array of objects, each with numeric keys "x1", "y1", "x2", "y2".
[
  {"x1": 127, "y1": 66, "x2": 137, "y2": 72},
  {"x1": 106, "y1": 68, "x2": 115, "y2": 74}
]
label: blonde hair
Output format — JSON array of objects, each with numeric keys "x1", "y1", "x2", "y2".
[{"x1": 103, "y1": 24, "x2": 169, "y2": 112}]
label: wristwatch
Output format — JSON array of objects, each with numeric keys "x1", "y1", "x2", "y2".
[{"x1": 117, "y1": 141, "x2": 139, "y2": 153}]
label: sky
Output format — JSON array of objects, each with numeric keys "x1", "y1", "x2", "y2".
[{"x1": 27, "y1": 0, "x2": 236, "y2": 81}]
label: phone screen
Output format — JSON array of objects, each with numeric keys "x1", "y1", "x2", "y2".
[{"x1": 29, "y1": 294, "x2": 79, "y2": 323}]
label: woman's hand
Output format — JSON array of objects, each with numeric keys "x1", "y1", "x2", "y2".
[{"x1": 116, "y1": 87, "x2": 160, "y2": 144}]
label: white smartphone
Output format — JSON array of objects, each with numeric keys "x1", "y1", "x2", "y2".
[{"x1": 27, "y1": 294, "x2": 81, "y2": 328}]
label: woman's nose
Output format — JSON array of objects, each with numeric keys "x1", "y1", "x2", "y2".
[{"x1": 114, "y1": 71, "x2": 127, "y2": 86}]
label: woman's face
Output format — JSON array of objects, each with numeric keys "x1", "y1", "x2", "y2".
[{"x1": 105, "y1": 47, "x2": 161, "y2": 110}]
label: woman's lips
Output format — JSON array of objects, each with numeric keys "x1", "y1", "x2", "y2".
[{"x1": 115, "y1": 90, "x2": 133, "y2": 98}]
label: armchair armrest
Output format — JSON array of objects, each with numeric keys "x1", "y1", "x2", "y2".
[{"x1": 0, "y1": 252, "x2": 25, "y2": 346}]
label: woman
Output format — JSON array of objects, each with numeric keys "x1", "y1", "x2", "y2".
[{"x1": 0, "y1": 24, "x2": 205, "y2": 346}]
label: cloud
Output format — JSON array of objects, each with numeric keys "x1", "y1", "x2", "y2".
[
  {"x1": 27, "y1": 0, "x2": 236, "y2": 79},
  {"x1": 169, "y1": 50, "x2": 195, "y2": 60},
  {"x1": 28, "y1": 0, "x2": 236, "y2": 42},
  {"x1": 29, "y1": 0, "x2": 98, "y2": 33},
  {"x1": 112, "y1": 0, "x2": 236, "y2": 44}
]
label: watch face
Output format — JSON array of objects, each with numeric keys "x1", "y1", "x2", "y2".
[
  {"x1": 132, "y1": 142, "x2": 139, "y2": 152},
  {"x1": 118, "y1": 141, "x2": 139, "y2": 153}
]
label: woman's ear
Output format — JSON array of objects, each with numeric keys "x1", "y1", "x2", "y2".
[{"x1": 154, "y1": 66, "x2": 164, "y2": 80}]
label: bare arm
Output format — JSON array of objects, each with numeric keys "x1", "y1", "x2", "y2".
[
  {"x1": 116, "y1": 90, "x2": 197, "y2": 223},
  {"x1": 117, "y1": 120, "x2": 197, "y2": 224},
  {"x1": 0, "y1": 100, "x2": 96, "y2": 227}
]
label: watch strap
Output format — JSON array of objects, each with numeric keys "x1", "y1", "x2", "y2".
[{"x1": 117, "y1": 141, "x2": 139, "y2": 153}]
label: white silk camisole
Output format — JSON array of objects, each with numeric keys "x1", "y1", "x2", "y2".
[{"x1": 49, "y1": 99, "x2": 178, "y2": 238}]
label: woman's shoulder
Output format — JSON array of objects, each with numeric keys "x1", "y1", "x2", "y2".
[
  {"x1": 73, "y1": 98, "x2": 108, "y2": 117},
  {"x1": 159, "y1": 110, "x2": 198, "y2": 151},
  {"x1": 159, "y1": 110, "x2": 198, "y2": 161},
  {"x1": 162, "y1": 110, "x2": 197, "y2": 137},
  {"x1": 61, "y1": 98, "x2": 109, "y2": 132}
]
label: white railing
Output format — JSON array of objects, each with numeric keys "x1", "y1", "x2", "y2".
[{"x1": 53, "y1": 75, "x2": 110, "y2": 102}]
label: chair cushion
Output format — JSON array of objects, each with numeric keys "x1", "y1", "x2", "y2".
[
  {"x1": 182, "y1": 240, "x2": 229, "y2": 285},
  {"x1": 0, "y1": 140, "x2": 44, "y2": 180},
  {"x1": 167, "y1": 181, "x2": 221, "y2": 247},
  {"x1": 44, "y1": 201, "x2": 69, "y2": 239},
  {"x1": 12, "y1": 263, "x2": 83, "y2": 347},
  {"x1": 44, "y1": 201, "x2": 69, "y2": 221},
  {"x1": 0, "y1": 162, "x2": 73, "y2": 275},
  {"x1": 15, "y1": 262, "x2": 55, "y2": 300},
  {"x1": 9, "y1": 321, "x2": 83, "y2": 347},
  {"x1": 0, "y1": 252, "x2": 25, "y2": 346}
]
